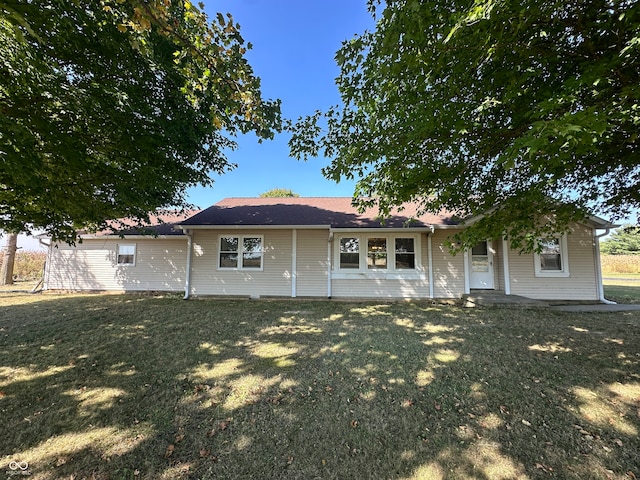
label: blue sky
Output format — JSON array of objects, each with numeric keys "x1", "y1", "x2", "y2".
[{"x1": 188, "y1": 0, "x2": 375, "y2": 209}]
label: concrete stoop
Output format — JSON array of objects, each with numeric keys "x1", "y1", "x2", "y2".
[{"x1": 463, "y1": 291, "x2": 550, "y2": 308}]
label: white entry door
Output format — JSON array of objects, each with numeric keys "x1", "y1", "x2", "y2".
[{"x1": 469, "y1": 240, "x2": 494, "y2": 289}]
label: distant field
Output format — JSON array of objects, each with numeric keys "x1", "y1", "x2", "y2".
[
  {"x1": 601, "y1": 254, "x2": 640, "y2": 275},
  {"x1": 0, "y1": 251, "x2": 46, "y2": 282}
]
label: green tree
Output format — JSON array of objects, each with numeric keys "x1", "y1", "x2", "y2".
[
  {"x1": 601, "y1": 225, "x2": 640, "y2": 255},
  {"x1": 289, "y1": 0, "x2": 639, "y2": 252},
  {"x1": 259, "y1": 188, "x2": 300, "y2": 198},
  {"x1": 0, "y1": 0, "x2": 281, "y2": 243}
]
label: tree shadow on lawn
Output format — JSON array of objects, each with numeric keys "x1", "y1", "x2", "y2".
[{"x1": 0, "y1": 294, "x2": 638, "y2": 479}]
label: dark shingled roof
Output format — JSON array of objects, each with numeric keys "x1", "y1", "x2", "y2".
[
  {"x1": 82, "y1": 211, "x2": 200, "y2": 237},
  {"x1": 181, "y1": 198, "x2": 460, "y2": 228}
]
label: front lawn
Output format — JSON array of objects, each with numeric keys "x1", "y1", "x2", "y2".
[{"x1": 1, "y1": 294, "x2": 639, "y2": 479}]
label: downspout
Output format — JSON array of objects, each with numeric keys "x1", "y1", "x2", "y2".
[
  {"x1": 327, "y1": 230, "x2": 333, "y2": 298},
  {"x1": 427, "y1": 226, "x2": 435, "y2": 299},
  {"x1": 183, "y1": 229, "x2": 193, "y2": 300},
  {"x1": 32, "y1": 238, "x2": 51, "y2": 293},
  {"x1": 594, "y1": 227, "x2": 616, "y2": 304}
]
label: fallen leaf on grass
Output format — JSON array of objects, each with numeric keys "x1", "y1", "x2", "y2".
[
  {"x1": 614, "y1": 438, "x2": 624, "y2": 447},
  {"x1": 536, "y1": 463, "x2": 554, "y2": 473},
  {"x1": 521, "y1": 419, "x2": 532, "y2": 427},
  {"x1": 164, "y1": 444, "x2": 175, "y2": 458},
  {"x1": 199, "y1": 448, "x2": 211, "y2": 458},
  {"x1": 350, "y1": 420, "x2": 358, "y2": 428}
]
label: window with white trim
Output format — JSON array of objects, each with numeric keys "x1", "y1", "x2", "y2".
[
  {"x1": 336, "y1": 234, "x2": 420, "y2": 272},
  {"x1": 395, "y1": 238, "x2": 415, "y2": 269},
  {"x1": 117, "y1": 244, "x2": 136, "y2": 266},
  {"x1": 340, "y1": 237, "x2": 360, "y2": 269},
  {"x1": 219, "y1": 235, "x2": 263, "y2": 270},
  {"x1": 367, "y1": 237, "x2": 387, "y2": 269},
  {"x1": 534, "y1": 235, "x2": 570, "y2": 277}
]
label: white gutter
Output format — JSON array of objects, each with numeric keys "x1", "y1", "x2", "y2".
[
  {"x1": 330, "y1": 227, "x2": 432, "y2": 233},
  {"x1": 291, "y1": 229, "x2": 297, "y2": 298},
  {"x1": 74, "y1": 234, "x2": 186, "y2": 240},
  {"x1": 502, "y1": 238, "x2": 511, "y2": 295},
  {"x1": 175, "y1": 224, "x2": 330, "y2": 230},
  {"x1": 594, "y1": 227, "x2": 616, "y2": 304},
  {"x1": 183, "y1": 229, "x2": 193, "y2": 300},
  {"x1": 34, "y1": 238, "x2": 51, "y2": 293},
  {"x1": 427, "y1": 226, "x2": 434, "y2": 299}
]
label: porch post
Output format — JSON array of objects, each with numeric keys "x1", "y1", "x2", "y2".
[
  {"x1": 463, "y1": 248, "x2": 470, "y2": 295},
  {"x1": 427, "y1": 229, "x2": 434, "y2": 299},
  {"x1": 502, "y1": 238, "x2": 511, "y2": 295},
  {"x1": 327, "y1": 231, "x2": 333, "y2": 298},
  {"x1": 291, "y1": 229, "x2": 297, "y2": 298}
]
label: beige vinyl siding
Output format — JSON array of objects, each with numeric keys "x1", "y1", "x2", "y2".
[
  {"x1": 431, "y1": 229, "x2": 466, "y2": 298},
  {"x1": 295, "y1": 229, "x2": 329, "y2": 297},
  {"x1": 331, "y1": 277, "x2": 430, "y2": 299},
  {"x1": 190, "y1": 230, "x2": 292, "y2": 297},
  {"x1": 45, "y1": 238, "x2": 187, "y2": 291},
  {"x1": 508, "y1": 224, "x2": 598, "y2": 300}
]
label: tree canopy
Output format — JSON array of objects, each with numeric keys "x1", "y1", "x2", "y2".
[
  {"x1": 0, "y1": 0, "x2": 281, "y2": 242},
  {"x1": 259, "y1": 188, "x2": 300, "y2": 198},
  {"x1": 289, "y1": 0, "x2": 639, "y2": 251},
  {"x1": 601, "y1": 224, "x2": 640, "y2": 255}
]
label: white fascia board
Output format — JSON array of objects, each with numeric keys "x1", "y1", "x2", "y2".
[
  {"x1": 431, "y1": 225, "x2": 465, "y2": 230},
  {"x1": 177, "y1": 224, "x2": 331, "y2": 231},
  {"x1": 329, "y1": 227, "x2": 434, "y2": 233},
  {"x1": 76, "y1": 235, "x2": 187, "y2": 240}
]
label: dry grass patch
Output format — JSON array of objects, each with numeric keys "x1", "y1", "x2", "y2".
[{"x1": 0, "y1": 293, "x2": 639, "y2": 479}]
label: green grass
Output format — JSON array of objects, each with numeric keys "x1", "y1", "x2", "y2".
[
  {"x1": 603, "y1": 273, "x2": 640, "y2": 280},
  {"x1": 1, "y1": 294, "x2": 639, "y2": 479},
  {"x1": 604, "y1": 284, "x2": 640, "y2": 304}
]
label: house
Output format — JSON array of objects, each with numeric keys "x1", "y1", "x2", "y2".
[{"x1": 43, "y1": 197, "x2": 615, "y2": 302}]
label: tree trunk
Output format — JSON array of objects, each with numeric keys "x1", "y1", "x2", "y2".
[{"x1": 1, "y1": 233, "x2": 18, "y2": 286}]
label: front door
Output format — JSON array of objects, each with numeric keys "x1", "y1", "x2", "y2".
[{"x1": 469, "y1": 240, "x2": 494, "y2": 289}]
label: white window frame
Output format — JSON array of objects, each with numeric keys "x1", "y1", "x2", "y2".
[
  {"x1": 218, "y1": 235, "x2": 264, "y2": 271},
  {"x1": 534, "y1": 234, "x2": 570, "y2": 277},
  {"x1": 116, "y1": 244, "x2": 136, "y2": 266},
  {"x1": 334, "y1": 233, "x2": 422, "y2": 277}
]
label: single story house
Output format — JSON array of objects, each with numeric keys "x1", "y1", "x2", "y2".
[{"x1": 43, "y1": 197, "x2": 615, "y2": 302}]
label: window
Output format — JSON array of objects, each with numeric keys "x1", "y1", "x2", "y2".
[
  {"x1": 395, "y1": 238, "x2": 415, "y2": 269},
  {"x1": 534, "y1": 235, "x2": 569, "y2": 277},
  {"x1": 367, "y1": 238, "x2": 387, "y2": 269},
  {"x1": 336, "y1": 234, "x2": 419, "y2": 273},
  {"x1": 219, "y1": 236, "x2": 263, "y2": 269},
  {"x1": 117, "y1": 244, "x2": 136, "y2": 266},
  {"x1": 340, "y1": 237, "x2": 360, "y2": 269}
]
